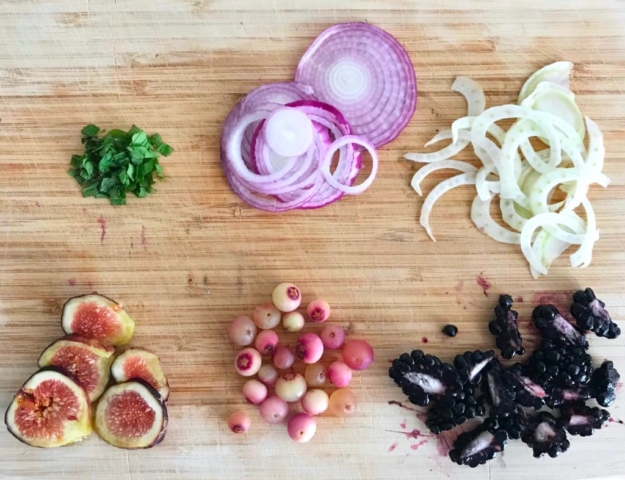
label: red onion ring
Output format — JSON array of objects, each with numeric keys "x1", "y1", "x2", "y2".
[
  {"x1": 295, "y1": 22, "x2": 417, "y2": 148},
  {"x1": 321, "y1": 135, "x2": 378, "y2": 195}
]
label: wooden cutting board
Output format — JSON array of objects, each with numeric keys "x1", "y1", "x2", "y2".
[{"x1": 1, "y1": 1, "x2": 625, "y2": 478}]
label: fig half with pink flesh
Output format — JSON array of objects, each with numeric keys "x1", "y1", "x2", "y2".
[
  {"x1": 110, "y1": 348, "x2": 170, "y2": 401},
  {"x1": 37, "y1": 335, "x2": 114, "y2": 402},
  {"x1": 5, "y1": 367, "x2": 92, "y2": 448},
  {"x1": 95, "y1": 380, "x2": 167, "y2": 449},
  {"x1": 62, "y1": 294, "x2": 135, "y2": 346}
]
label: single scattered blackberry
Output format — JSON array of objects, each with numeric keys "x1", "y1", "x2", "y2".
[
  {"x1": 425, "y1": 384, "x2": 486, "y2": 434},
  {"x1": 590, "y1": 361, "x2": 620, "y2": 407},
  {"x1": 388, "y1": 350, "x2": 463, "y2": 407},
  {"x1": 532, "y1": 305, "x2": 589, "y2": 349},
  {"x1": 449, "y1": 418, "x2": 508, "y2": 468},
  {"x1": 493, "y1": 404, "x2": 528, "y2": 440},
  {"x1": 570, "y1": 288, "x2": 621, "y2": 339},
  {"x1": 502, "y1": 364, "x2": 547, "y2": 409},
  {"x1": 545, "y1": 386, "x2": 591, "y2": 409},
  {"x1": 454, "y1": 350, "x2": 494, "y2": 385},
  {"x1": 442, "y1": 325, "x2": 458, "y2": 337},
  {"x1": 558, "y1": 403, "x2": 610, "y2": 437},
  {"x1": 488, "y1": 295, "x2": 525, "y2": 359},
  {"x1": 527, "y1": 340, "x2": 593, "y2": 392},
  {"x1": 522, "y1": 412, "x2": 570, "y2": 458},
  {"x1": 485, "y1": 361, "x2": 517, "y2": 418}
]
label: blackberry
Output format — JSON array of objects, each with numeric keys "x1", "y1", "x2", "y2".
[
  {"x1": 545, "y1": 386, "x2": 591, "y2": 409},
  {"x1": 488, "y1": 295, "x2": 525, "y2": 359},
  {"x1": 442, "y1": 324, "x2": 458, "y2": 337},
  {"x1": 570, "y1": 288, "x2": 621, "y2": 339},
  {"x1": 449, "y1": 418, "x2": 508, "y2": 468},
  {"x1": 502, "y1": 364, "x2": 547, "y2": 409},
  {"x1": 454, "y1": 350, "x2": 495, "y2": 385},
  {"x1": 532, "y1": 305, "x2": 589, "y2": 349},
  {"x1": 485, "y1": 361, "x2": 517, "y2": 418},
  {"x1": 493, "y1": 404, "x2": 528, "y2": 440},
  {"x1": 425, "y1": 384, "x2": 486, "y2": 434},
  {"x1": 590, "y1": 361, "x2": 620, "y2": 407},
  {"x1": 388, "y1": 350, "x2": 463, "y2": 406},
  {"x1": 522, "y1": 412, "x2": 570, "y2": 458},
  {"x1": 527, "y1": 340, "x2": 593, "y2": 391},
  {"x1": 558, "y1": 403, "x2": 610, "y2": 437}
]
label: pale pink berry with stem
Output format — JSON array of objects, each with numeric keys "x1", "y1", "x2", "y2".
[
  {"x1": 304, "y1": 363, "x2": 327, "y2": 387},
  {"x1": 306, "y1": 299, "x2": 331, "y2": 323},
  {"x1": 259, "y1": 396, "x2": 289, "y2": 424},
  {"x1": 252, "y1": 303, "x2": 281, "y2": 330},
  {"x1": 272, "y1": 283, "x2": 301, "y2": 312},
  {"x1": 228, "y1": 315, "x2": 257, "y2": 346},
  {"x1": 258, "y1": 364, "x2": 278, "y2": 386},
  {"x1": 301, "y1": 389, "x2": 329, "y2": 415},
  {"x1": 228, "y1": 411, "x2": 251, "y2": 434},
  {"x1": 295, "y1": 333, "x2": 324, "y2": 364},
  {"x1": 242, "y1": 379, "x2": 267, "y2": 405},
  {"x1": 255, "y1": 330, "x2": 279, "y2": 355},
  {"x1": 288, "y1": 414, "x2": 317, "y2": 443},
  {"x1": 329, "y1": 388, "x2": 358, "y2": 417},
  {"x1": 342, "y1": 339, "x2": 374, "y2": 371},
  {"x1": 327, "y1": 360, "x2": 352, "y2": 387},
  {"x1": 273, "y1": 345, "x2": 295, "y2": 370},
  {"x1": 234, "y1": 348, "x2": 262, "y2": 377},
  {"x1": 320, "y1": 324, "x2": 345, "y2": 349},
  {"x1": 282, "y1": 312, "x2": 305, "y2": 332},
  {"x1": 275, "y1": 373, "x2": 307, "y2": 402}
]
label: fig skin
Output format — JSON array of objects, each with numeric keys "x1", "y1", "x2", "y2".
[
  {"x1": 110, "y1": 348, "x2": 170, "y2": 401},
  {"x1": 5, "y1": 367, "x2": 92, "y2": 448},
  {"x1": 94, "y1": 379, "x2": 168, "y2": 449},
  {"x1": 61, "y1": 293, "x2": 135, "y2": 346}
]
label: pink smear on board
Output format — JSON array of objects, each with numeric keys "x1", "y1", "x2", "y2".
[
  {"x1": 421, "y1": 337, "x2": 428, "y2": 344},
  {"x1": 609, "y1": 417, "x2": 624, "y2": 424},
  {"x1": 532, "y1": 290, "x2": 576, "y2": 321},
  {"x1": 515, "y1": 296, "x2": 523, "y2": 303},
  {"x1": 400, "y1": 419, "x2": 407, "y2": 430},
  {"x1": 388, "y1": 443, "x2": 398, "y2": 452},
  {"x1": 68, "y1": 278, "x2": 76, "y2": 286},
  {"x1": 97, "y1": 216, "x2": 106, "y2": 242},
  {"x1": 435, "y1": 430, "x2": 459, "y2": 457},
  {"x1": 410, "y1": 439, "x2": 428, "y2": 450},
  {"x1": 141, "y1": 226, "x2": 148, "y2": 246},
  {"x1": 388, "y1": 400, "x2": 419, "y2": 413},
  {"x1": 386, "y1": 428, "x2": 433, "y2": 440},
  {"x1": 476, "y1": 272, "x2": 491, "y2": 296}
]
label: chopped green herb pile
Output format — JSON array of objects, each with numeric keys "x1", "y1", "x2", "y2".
[{"x1": 68, "y1": 124, "x2": 173, "y2": 205}]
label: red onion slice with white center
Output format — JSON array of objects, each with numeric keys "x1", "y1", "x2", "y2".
[
  {"x1": 295, "y1": 22, "x2": 417, "y2": 148},
  {"x1": 320, "y1": 135, "x2": 378, "y2": 195}
]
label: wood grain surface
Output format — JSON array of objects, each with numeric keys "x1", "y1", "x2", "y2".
[{"x1": 1, "y1": 1, "x2": 625, "y2": 479}]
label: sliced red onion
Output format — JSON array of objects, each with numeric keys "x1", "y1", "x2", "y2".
[
  {"x1": 295, "y1": 22, "x2": 416, "y2": 147},
  {"x1": 265, "y1": 107, "x2": 314, "y2": 157},
  {"x1": 320, "y1": 135, "x2": 378, "y2": 195}
]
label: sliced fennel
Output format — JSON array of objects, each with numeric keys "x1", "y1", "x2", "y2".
[{"x1": 406, "y1": 62, "x2": 610, "y2": 277}]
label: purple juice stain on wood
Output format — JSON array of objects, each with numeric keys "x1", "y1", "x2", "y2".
[
  {"x1": 68, "y1": 278, "x2": 76, "y2": 286},
  {"x1": 435, "y1": 429, "x2": 459, "y2": 457},
  {"x1": 388, "y1": 442, "x2": 397, "y2": 452},
  {"x1": 609, "y1": 417, "x2": 624, "y2": 425},
  {"x1": 410, "y1": 439, "x2": 428, "y2": 450},
  {"x1": 400, "y1": 419, "x2": 407, "y2": 430},
  {"x1": 97, "y1": 216, "x2": 106, "y2": 242},
  {"x1": 141, "y1": 226, "x2": 147, "y2": 246},
  {"x1": 35, "y1": 201, "x2": 40, "y2": 207},
  {"x1": 515, "y1": 296, "x2": 523, "y2": 303},
  {"x1": 476, "y1": 272, "x2": 491, "y2": 296},
  {"x1": 532, "y1": 290, "x2": 576, "y2": 321},
  {"x1": 385, "y1": 428, "x2": 433, "y2": 440},
  {"x1": 421, "y1": 337, "x2": 428, "y2": 344}
]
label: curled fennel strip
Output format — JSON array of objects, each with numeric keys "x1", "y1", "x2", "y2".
[
  {"x1": 471, "y1": 196, "x2": 521, "y2": 244},
  {"x1": 411, "y1": 160, "x2": 477, "y2": 197}
]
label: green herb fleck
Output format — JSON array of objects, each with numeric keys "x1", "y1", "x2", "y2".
[{"x1": 68, "y1": 125, "x2": 173, "y2": 205}]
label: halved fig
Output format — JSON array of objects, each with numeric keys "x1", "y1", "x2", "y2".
[
  {"x1": 110, "y1": 348, "x2": 170, "y2": 401},
  {"x1": 37, "y1": 335, "x2": 114, "y2": 402},
  {"x1": 5, "y1": 367, "x2": 92, "y2": 448},
  {"x1": 62, "y1": 294, "x2": 135, "y2": 346},
  {"x1": 95, "y1": 380, "x2": 167, "y2": 449}
]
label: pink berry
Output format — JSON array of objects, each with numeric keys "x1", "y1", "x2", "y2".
[
  {"x1": 258, "y1": 364, "x2": 278, "y2": 386},
  {"x1": 228, "y1": 315, "x2": 257, "y2": 346},
  {"x1": 327, "y1": 360, "x2": 353, "y2": 387},
  {"x1": 304, "y1": 363, "x2": 327, "y2": 387},
  {"x1": 295, "y1": 333, "x2": 324, "y2": 364},
  {"x1": 255, "y1": 329, "x2": 279, "y2": 355},
  {"x1": 228, "y1": 411, "x2": 251, "y2": 434},
  {"x1": 259, "y1": 395, "x2": 289, "y2": 424},
  {"x1": 272, "y1": 283, "x2": 302, "y2": 312},
  {"x1": 252, "y1": 303, "x2": 281, "y2": 330},
  {"x1": 242, "y1": 379, "x2": 267, "y2": 404},
  {"x1": 329, "y1": 388, "x2": 358, "y2": 417},
  {"x1": 301, "y1": 389, "x2": 329, "y2": 415},
  {"x1": 273, "y1": 344, "x2": 295, "y2": 370},
  {"x1": 282, "y1": 311, "x2": 305, "y2": 332},
  {"x1": 288, "y1": 414, "x2": 316, "y2": 443},
  {"x1": 234, "y1": 348, "x2": 262, "y2": 376},
  {"x1": 342, "y1": 339, "x2": 374, "y2": 371},
  {"x1": 320, "y1": 324, "x2": 345, "y2": 349},
  {"x1": 275, "y1": 373, "x2": 307, "y2": 402},
  {"x1": 306, "y1": 299, "x2": 331, "y2": 323}
]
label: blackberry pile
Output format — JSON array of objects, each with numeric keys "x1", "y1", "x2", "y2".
[{"x1": 389, "y1": 287, "x2": 621, "y2": 468}]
